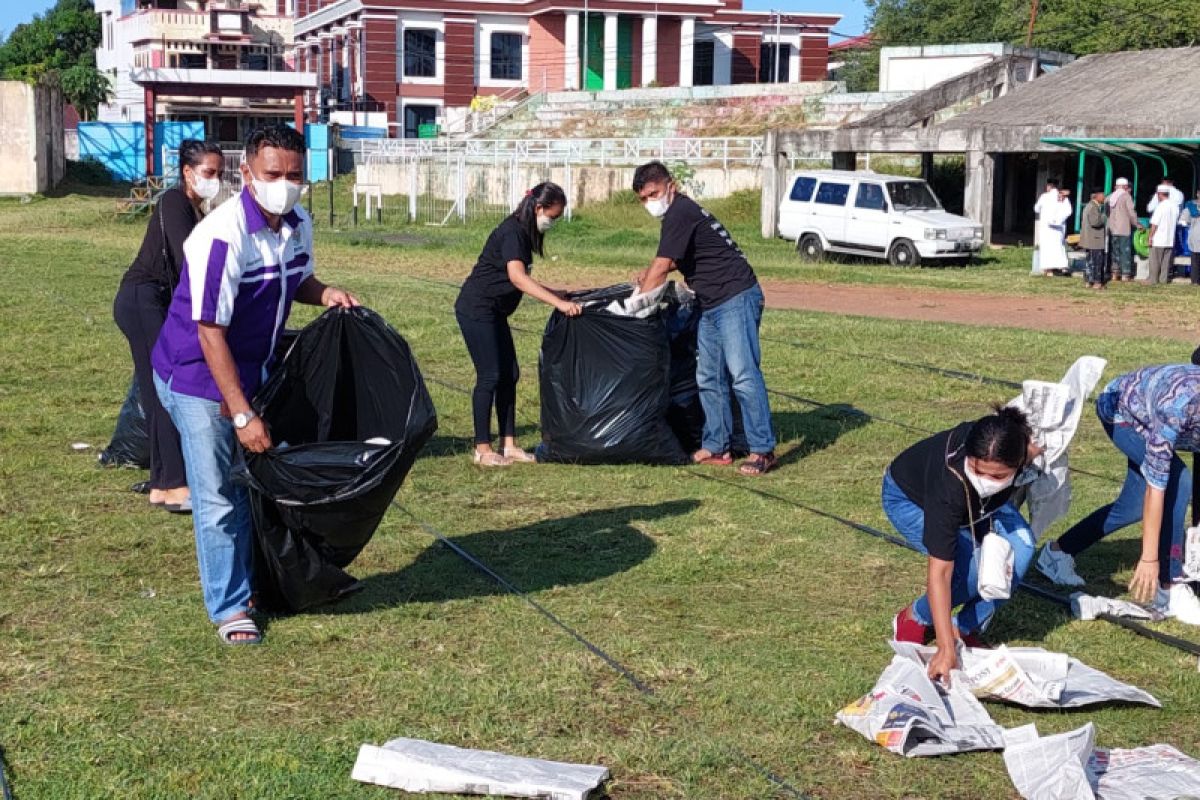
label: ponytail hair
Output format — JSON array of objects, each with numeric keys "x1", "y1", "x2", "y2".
[
  {"x1": 512, "y1": 181, "x2": 567, "y2": 258},
  {"x1": 964, "y1": 405, "x2": 1032, "y2": 469},
  {"x1": 178, "y1": 139, "x2": 223, "y2": 187}
]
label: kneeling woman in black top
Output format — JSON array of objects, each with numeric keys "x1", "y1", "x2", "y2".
[
  {"x1": 455, "y1": 183, "x2": 582, "y2": 466},
  {"x1": 882, "y1": 407, "x2": 1039, "y2": 685},
  {"x1": 113, "y1": 139, "x2": 224, "y2": 511}
]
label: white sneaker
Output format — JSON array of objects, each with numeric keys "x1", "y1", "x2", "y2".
[
  {"x1": 1155, "y1": 583, "x2": 1200, "y2": 626},
  {"x1": 1036, "y1": 545, "x2": 1087, "y2": 587}
]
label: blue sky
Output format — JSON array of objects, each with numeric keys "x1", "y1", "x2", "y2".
[{"x1": 1, "y1": 0, "x2": 867, "y2": 42}]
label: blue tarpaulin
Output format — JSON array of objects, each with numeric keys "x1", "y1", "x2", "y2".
[{"x1": 77, "y1": 121, "x2": 205, "y2": 181}]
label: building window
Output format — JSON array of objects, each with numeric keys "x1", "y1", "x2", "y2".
[
  {"x1": 403, "y1": 28, "x2": 437, "y2": 78},
  {"x1": 693, "y1": 40, "x2": 715, "y2": 86},
  {"x1": 759, "y1": 43, "x2": 792, "y2": 83},
  {"x1": 403, "y1": 104, "x2": 439, "y2": 138},
  {"x1": 176, "y1": 52, "x2": 207, "y2": 69},
  {"x1": 490, "y1": 32, "x2": 522, "y2": 81}
]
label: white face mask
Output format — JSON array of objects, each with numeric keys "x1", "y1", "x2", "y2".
[
  {"x1": 645, "y1": 196, "x2": 671, "y2": 219},
  {"x1": 536, "y1": 213, "x2": 556, "y2": 233},
  {"x1": 190, "y1": 172, "x2": 221, "y2": 201},
  {"x1": 964, "y1": 459, "x2": 1015, "y2": 498},
  {"x1": 247, "y1": 167, "x2": 303, "y2": 217}
]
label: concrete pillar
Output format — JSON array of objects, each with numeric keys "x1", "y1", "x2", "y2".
[
  {"x1": 294, "y1": 91, "x2": 305, "y2": 131},
  {"x1": 761, "y1": 130, "x2": 788, "y2": 239},
  {"x1": 641, "y1": 15, "x2": 657, "y2": 86},
  {"x1": 832, "y1": 151, "x2": 856, "y2": 171},
  {"x1": 964, "y1": 149, "x2": 996, "y2": 244},
  {"x1": 564, "y1": 12, "x2": 580, "y2": 90},
  {"x1": 602, "y1": 13, "x2": 618, "y2": 91},
  {"x1": 920, "y1": 152, "x2": 934, "y2": 181},
  {"x1": 679, "y1": 17, "x2": 695, "y2": 88},
  {"x1": 714, "y1": 30, "x2": 732, "y2": 85}
]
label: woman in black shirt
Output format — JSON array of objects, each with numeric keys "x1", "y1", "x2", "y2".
[
  {"x1": 113, "y1": 140, "x2": 224, "y2": 511},
  {"x1": 882, "y1": 407, "x2": 1038, "y2": 685},
  {"x1": 454, "y1": 183, "x2": 581, "y2": 466}
]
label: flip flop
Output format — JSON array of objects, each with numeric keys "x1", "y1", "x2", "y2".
[
  {"x1": 163, "y1": 498, "x2": 193, "y2": 514},
  {"x1": 502, "y1": 447, "x2": 538, "y2": 463},
  {"x1": 217, "y1": 617, "x2": 263, "y2": 646},
  {"x1": 693, "y1": 451, "x2": 733, "y2": 466}
]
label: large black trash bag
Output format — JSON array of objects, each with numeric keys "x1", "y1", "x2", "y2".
[
  {"x1": 537, "y1": 285, "x2": 689, "y2": 465},
  {"x1": 233, "y1": 307, "x2": 438, "y2": 612},
  {"x1": 98, "y1": 375, "x2": 150, "y2": 469}
]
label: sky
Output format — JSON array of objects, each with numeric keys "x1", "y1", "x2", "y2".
[{"x1": 1, "y1": 0, "x2": 868, "y2": 42}]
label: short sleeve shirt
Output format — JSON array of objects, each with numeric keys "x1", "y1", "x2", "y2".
[
  {"x1": 888, "y1": 422, "x2": 1017, "y2": 561},
  {"x1": 455, "y1": 216, "x2": 534, "y2": 321},
  {"x1": 1150, "y1": 202, "x2": 1180, "y2": 246},
  {"x1": 655, "y1": 195, "x2": 757, "y2": 311},
  {"x1": 151, "y1": 188, "x2": 315, "y2": 402}
]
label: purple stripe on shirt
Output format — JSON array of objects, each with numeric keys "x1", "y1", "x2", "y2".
[{"x1": 199, "y1": 239, "x2": 230, "y2": 322}]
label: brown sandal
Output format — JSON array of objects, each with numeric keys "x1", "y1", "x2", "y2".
[{"x1": 738, "y1": 452, "x2": 777, "y2": 476}]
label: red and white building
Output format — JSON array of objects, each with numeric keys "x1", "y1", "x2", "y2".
[{"x1": 293, "y1": 1, "x2": 840, "y2": 136}]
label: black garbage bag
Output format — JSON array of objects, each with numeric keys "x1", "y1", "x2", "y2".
[
  {"x1": 537, "y1": 285, "x2": 689, "y2": 465},
  {"x1": 233, "y1": 307, "x2": 438, "y2": 612},
  {"x1": 97, "y1": 375, "x2": 150, "y2": 469}
]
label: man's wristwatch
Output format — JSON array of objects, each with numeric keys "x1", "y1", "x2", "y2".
[{"x1": 232, "y1": 410, "x2": 257, "y2": 430}]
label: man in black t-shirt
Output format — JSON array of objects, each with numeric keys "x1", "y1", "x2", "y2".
[{"x1": 632, "y1": 161, "x2": 776, "y2": 475}]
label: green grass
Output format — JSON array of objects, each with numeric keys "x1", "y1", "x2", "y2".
[{"x1": 2, "y1": 188, "x2": 1199, "y2": 799}]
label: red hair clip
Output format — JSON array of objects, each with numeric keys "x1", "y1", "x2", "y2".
[{"x1": 524, "y1": 189, "x2": 533, "y2": 197}]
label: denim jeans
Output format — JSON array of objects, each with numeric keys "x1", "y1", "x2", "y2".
[
  {"x1": 1057, "y1": 422, "x2": 1190, "y2": 584},
  {"x1": 154, "y1": 373, "x2": 254, "y2": 623},
  {"x1": 696, "y1": 284, "x2": 776, "y2": 454},
  {"x1": 881, "y1": 471, "x2": 1036, "y2": 634}
]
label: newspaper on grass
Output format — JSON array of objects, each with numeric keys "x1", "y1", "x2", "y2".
[
  {"x1": 1004, "y1": 723, "x2": 1200, "y2": 800},
  {"x1": 1069, "y1": 592, "x2": 1164, "y2": 622},
  {"x1": 835, "y1": 650, "x2": 1006, "y2": 757},
  {"x1": 892, "y1": 641, "x2": 1160, "y2": 709},
  {"x1": 351, "y1": 738, "x2": 610, "y2": 800}
]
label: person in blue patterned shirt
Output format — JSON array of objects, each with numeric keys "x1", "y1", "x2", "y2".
[{"x1": 1036, "y1": 364, "x2": 1200, "y2": 624}]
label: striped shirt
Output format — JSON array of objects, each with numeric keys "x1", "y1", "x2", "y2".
[
  {"x1": 152, "y1": 188, "x2": 314, "y2": 402},
  {"x1": 1096, "y1": 365, "x2": 1200, "y2": 490}
]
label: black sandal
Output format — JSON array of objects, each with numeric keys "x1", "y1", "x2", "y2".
[{"x1": 738, "y1": 452, "x2": 777, "y2": 476}]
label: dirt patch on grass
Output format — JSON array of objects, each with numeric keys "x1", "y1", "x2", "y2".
[{"x1": 762, "y1": 280, "x2": 1196, "y2": 342}]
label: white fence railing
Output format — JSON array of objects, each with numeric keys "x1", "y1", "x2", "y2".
[{"x1": 353, "y1": 136, "x2": 767, "y2": 170}]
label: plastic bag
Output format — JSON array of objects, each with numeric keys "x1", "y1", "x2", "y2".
[
  {"x1": 233, "y1": 308, "x2": 438, "y2": 612},
  {"x1": 537, "y1": 284, "x2": 689, "y2": 465},
  {"x1": 97, "y1": 375, "x2": 149, "y2": 469}
]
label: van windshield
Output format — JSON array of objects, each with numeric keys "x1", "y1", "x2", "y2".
[{"x1": 887, "y1": 181, "x2": 942, "y2": 211}]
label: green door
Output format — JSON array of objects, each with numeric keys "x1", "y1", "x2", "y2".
[
  {"x1": 582, "y1": 14, "x2": 603, "y2": 91},
  {"x1": 617, "y1": 17, "x2": 633, "y2": 89}
]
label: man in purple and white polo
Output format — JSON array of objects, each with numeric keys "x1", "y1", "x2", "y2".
[{"x1": 152, "y1": 125, "x2": 357, "y2": 645}]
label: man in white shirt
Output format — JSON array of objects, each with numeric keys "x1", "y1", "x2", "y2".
[
  {"x1": 1147, "y1": 177, "x2": 1185, "y2": 213},
  {"x1": 1033, "y1": 178, "x2": 1071, "y2": 275},
  {"x1": 1148, "y1": 184, "x2": 1181, "y2": 284}
]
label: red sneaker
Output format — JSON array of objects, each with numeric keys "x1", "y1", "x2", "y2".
[{"x1": 892, "y1": 605, "x2": 932, "y2": 644}]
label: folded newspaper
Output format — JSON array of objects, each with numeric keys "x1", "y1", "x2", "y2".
[
  {"x1": 1004, "y1": 723, "x2": 1200, "y2": 800},
  {"x1": 838, "y1": 644, "x2": 1158, "y2": 758},
  {"x1": 351, "y1": 738, "x2": 610, "y2": 800},
  {"x1": 835, "y1": 651, "x2": 1006, "y2": 757},
  {"x1": 1069, "y1": 592, "x2": 1163, "y2": 622},
  {"x1": 892, "y1": 642, "x2": 1160, "y2": 709}
]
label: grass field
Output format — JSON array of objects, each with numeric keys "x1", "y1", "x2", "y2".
[{"x1": 2, "y1": 185, "x2": 1200, "y2": 799}]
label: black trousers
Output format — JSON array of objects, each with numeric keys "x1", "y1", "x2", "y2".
[
  {"x1": 1192, "y1": 252, "x2": 1200, "y2": 285},
  {"x1": 456, "y1": 312, "x2": 519, "y2": 445},
  {"x1": 113, "y1": 281, "x2": 187, "y2": 490}
]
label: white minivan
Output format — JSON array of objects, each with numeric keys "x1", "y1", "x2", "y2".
[{"x1": 778, "y1": 170, "x2": 984, "y2": 266}]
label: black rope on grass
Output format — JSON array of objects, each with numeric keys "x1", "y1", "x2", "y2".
[
  {"x1": 686, "y1": 471, "x2": 1200, "y2": 659},
  {"x1": 0, "y1": 745, "x2": 13, "y2": 800},
  {"x1": 391, "y1": 502, "x2": 812, "y2": 799}
]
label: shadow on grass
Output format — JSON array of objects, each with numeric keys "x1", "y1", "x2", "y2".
[
  {"x1": 319, "y1": 499, "x2": 698, "y2": 612},
  {"x1": 772, "y1": 405, "x2": 869, "y2": 469}
]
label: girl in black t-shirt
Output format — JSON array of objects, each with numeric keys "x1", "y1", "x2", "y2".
[
  {"x1": 454, "y1": 183, "x2": 581, "y2": 467},
  {"x1": 113, "y1": 139, "x2": 224, "y2": 512},
  {"x1": 882, "y1": 407, "x2": 1038, "y2": 686}
]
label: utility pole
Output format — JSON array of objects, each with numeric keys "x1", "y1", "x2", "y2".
[
  {"x1": 1025, "y1": 0, "x2": 1040, "y2": 47},
  {"x1": 774, "y1": 10, "x2": 782, "y2": 83}
]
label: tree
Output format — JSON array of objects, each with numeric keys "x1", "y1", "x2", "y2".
[
  {"x1": 836, "y1": 47, "x2": 882, "y2": 93},
  {"x1": 59, "y1": 64, "x2": 112, "y2": 120},
  {"x1": 0, "y1": 0, "x2": 106, "y2": 115}
]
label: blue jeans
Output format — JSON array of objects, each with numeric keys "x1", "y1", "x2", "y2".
[
  {"x1": 1057, "y1": 422, "x2": 1190, "y2": 584},
  {"x1": 881, "y1": 471, "x2": 1036, "y2": 634},
  {"x1": 697, "y1": 284, "x2": 776, "y2": 454},
  {"x1": 155, "y1": 373, "x2": 254, "y2": 623}
]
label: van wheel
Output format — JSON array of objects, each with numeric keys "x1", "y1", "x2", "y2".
[
  {"x1": 888, "y1": 239, "x2": 920, "y2": 267},
  {"x1": 797, "y1": 234, "x2": 824, "y2": 263}
]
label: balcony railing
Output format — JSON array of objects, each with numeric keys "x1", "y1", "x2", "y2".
[{"x1": 122, "y1": 8, "x2": 292, "y2": 46}]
